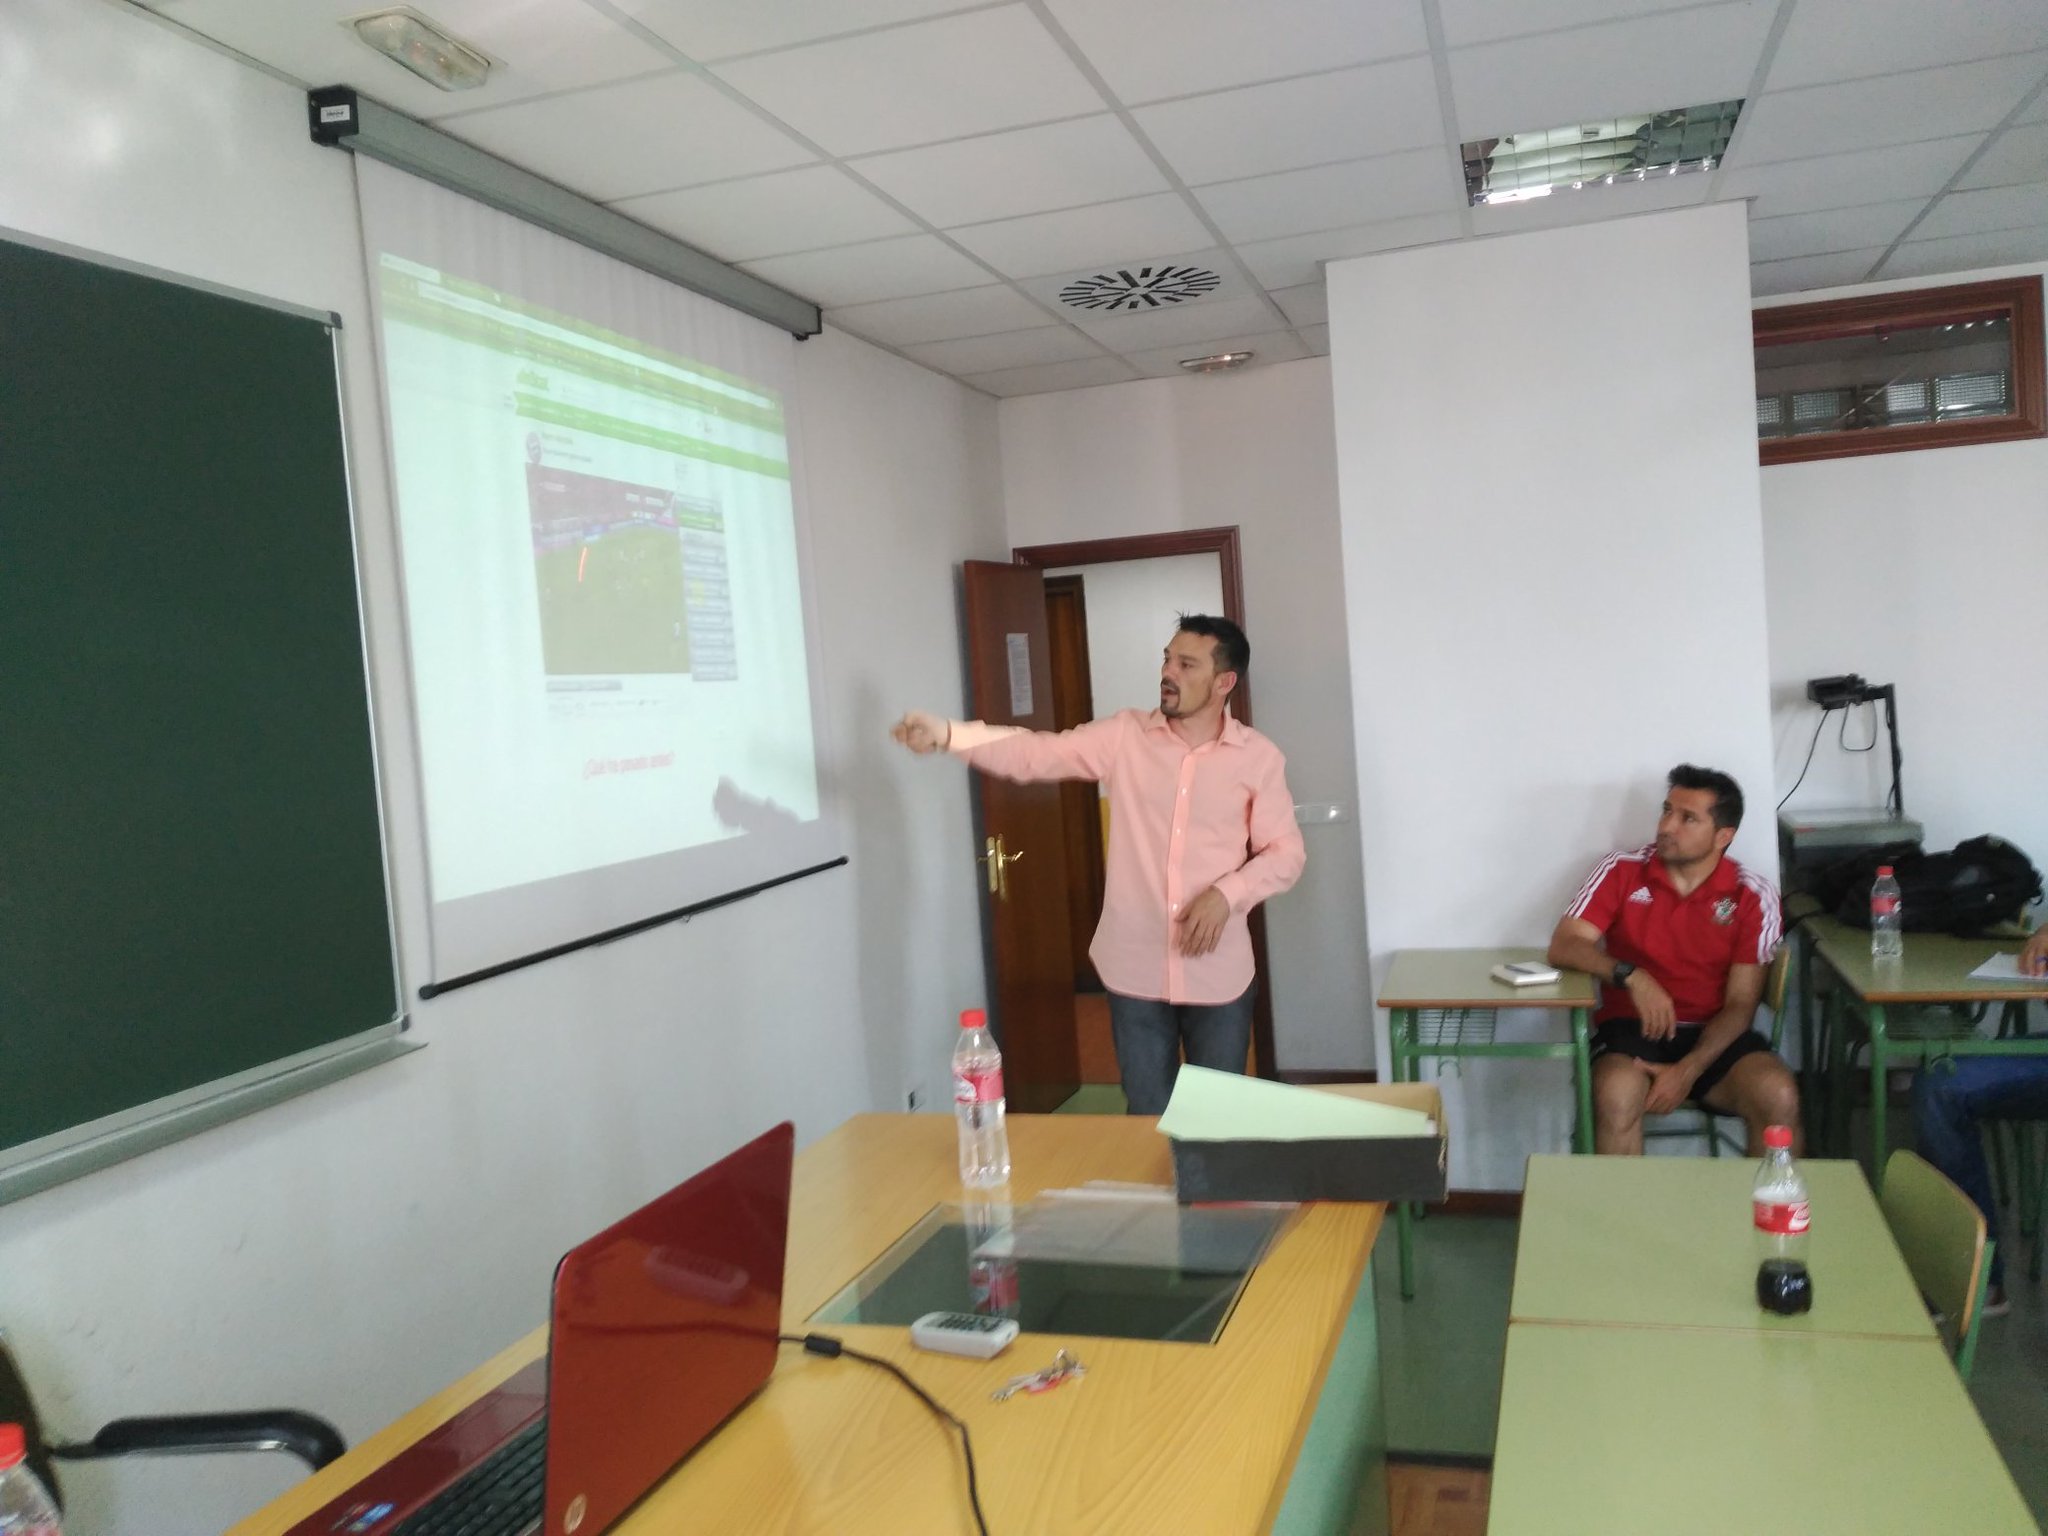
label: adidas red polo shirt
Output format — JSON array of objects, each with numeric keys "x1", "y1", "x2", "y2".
[{"x1": 1565, "y1": 845, "x2": 1782, "y2": 1026}]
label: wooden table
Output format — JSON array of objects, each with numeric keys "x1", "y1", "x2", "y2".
[
  {"x1": 1490, "y1": 1325, "x2": 2037, "y2": 1534},
  {"x1": 228, "y1": 1114, "x2": 1385, "y2": 1536},
  {"x1": 1512, "y1": 1154, "x2": 1933, "y2": 1339},
  {"x1": 1805, "y1": 916, "x2": 2048, "y2": 1181},
  {"x1": 1377, "y1": 949, "x2": 1597, "y2": 1299},
  {"x1": 1491, "y1": 1154, "x2": 2031, "y2": 1534}
]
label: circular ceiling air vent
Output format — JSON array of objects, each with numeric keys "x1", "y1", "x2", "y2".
[{"x1": 1057, "y1": 264, "x2": 1223, "y2": 312}]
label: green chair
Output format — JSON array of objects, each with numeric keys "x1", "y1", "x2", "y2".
[
  {"x1": 1880, "y1": 1149, "x2": 1995, "y2": 1381},
  {"x1": 1642, "y1": 947, "x2": 1793, "y2": 1155}
]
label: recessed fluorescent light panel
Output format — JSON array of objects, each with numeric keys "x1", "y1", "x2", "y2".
[
  {"x1": 347, "y1": 7, "x2": 492, "y2": 92},
  {"x1": 1462, "y1": 100, "x2": 1741, "y2": 207},
  {"x1": 1179, "y1": 351, "x2": 1253, "y2": 373}
]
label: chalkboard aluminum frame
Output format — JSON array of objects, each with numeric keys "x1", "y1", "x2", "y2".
[{"x1": 0, "y1": 225, "x2": 414, "y2": 1207}]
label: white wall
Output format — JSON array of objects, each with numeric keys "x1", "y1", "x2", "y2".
[
  {"x1": 1328, "y1": 202, "x2": 1780, "y2": 1190},
  {"x1": 1760, "y1": 262, "x2": 2048, "y2": 884},
  {"x1": 999, "y1": 363, "x2": 1376, "y2": 1071},
  {"x1": 0, "y1": 5, "x2": 1004, "y2": 1532},
  {"x1": 1049, "y1": 554, "x2": 1225, "y2": 715}
]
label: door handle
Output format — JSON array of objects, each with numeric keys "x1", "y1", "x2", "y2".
[{"x1": 979, "y1": 835, "x2": 1025, "y2": 901}]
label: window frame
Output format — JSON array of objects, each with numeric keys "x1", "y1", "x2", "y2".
[{"x1": 1752, "y1": 275, "x2": 2046, "y2": 466}]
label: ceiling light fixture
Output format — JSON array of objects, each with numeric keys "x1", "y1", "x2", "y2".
[
  {"x1": 346, "y1": 7, "x2": 492, "y2": 92},
  {"x1": 1462, "y1": 99, "x2": 1742, "y2": 208},
  {"x1": 1179, "y1": 351, "x2": 1253, "y2": 374}
]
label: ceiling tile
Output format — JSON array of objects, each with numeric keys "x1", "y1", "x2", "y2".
[
  {"x1": 1749, "y1": 248, "x2": 1888, "y2": 296},
  {"x1": 1270, "y1": 284, "x2": 1329, "y2": 327},
  {"x1": 710, "y1": 7, "x2": 1103, "y2": 157},
  {"x1": 2023, "y1": 90, "x2": 2048, "y2": 124},
  {"x1": 1735, "y1": 53, "x2": 2048, "y2": 164},
  {"x1": 1066, "y1": 293, "x2": 1282, "y2": 349},
  {"x1": 741, "y1": 233, "x2": 991, "y2": 306},
  {"x1": 1041, "y1": 0, "x2": 1428, "y2": 104},
  {"x1": 1439, "y1": 0, "x2": 1705, "y2": 49},
  {"x1": 827, "y1": 285, "x2": 1058, "y2": 345},
  {"x1": 1234, "y1": 213, "x2": 1465, "y2": 287},
  {"x1": 1718, "y1": 136, "x2": 1982, "y2": 217},
  {"x1": 1914, "y1": 182, "x2": 2048, "y2": 240},
  {"x1": 900, "y1": 326, "x2": 1105, "y2": 375},
  {"x1": 441, "y1": 72, "x2": 813, "y2": 201},
  {"x1": 850, "y1": 115, "x2": 1167, "y2": 229},
  {"x1": 1466, "y1": 165, "x2": 1707, "y2": 233},
  {"x1": 612, "y1": 165, "x2": 917, "y2": 261},
  {"x1": 1959, "y1": 122, "x2": 2048, "y2": 190},
  {"x1": 164, "y1": 0, "x2": 671, "y2": 121},
  {"x1": 1195, "y1": 151, "x2": 1462, "y2": 243},
  {"x1": 1300, "y1": 323, "x2": 1331, "y2": 355},
  {"x1": 1766, "y1": 0, "x2": 2048, "y2": 92},
  {"x1": 948, "y1": 193, "x2": 1215, "y2": 278},
  {"x1": 610, "y1": 0, "x2": 976, "y2": 63},
  {"x1": 1880, "y1": 224, "x2": 2048, "y2": 278},
  {"x1": 1746, "y1": 199, "x2": 1926, "y2": 261},
  {"x1": 1126, "y1": 329, "x2": 1311, "y2": 379},
  {"x1": 963, "y1": 356, "x2": 1142, "y2": 397},
  {"x1": 1131, "y1": 58, "x2": 1443, "y2": 186},
  {"x1": 1448, "y1": 1, "x2": 1777, "y2": 142}
]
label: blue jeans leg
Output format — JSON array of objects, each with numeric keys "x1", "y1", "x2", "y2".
[
  {"x1": 1913, "y1": 1056, "x2": 2048, "y2": 1287},
  {"x1": 1108, "y1": 986, "x2": 1258, "y2": 1116}
]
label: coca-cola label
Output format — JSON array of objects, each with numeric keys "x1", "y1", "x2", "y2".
[
  {"x1": 1872, "y1": 895, "x2": 1900, "y2": 916},
  {"x1": 1754, "y1": 1198, "x2": 1810, "y2": 1235},
  {"x1": 955, "y1": 1066, "x2": 1004, "y2": 1104}
]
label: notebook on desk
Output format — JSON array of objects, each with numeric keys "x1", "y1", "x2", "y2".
[{"x1": 289, "y1": 1122, "x2": 794, "y2": 1536}]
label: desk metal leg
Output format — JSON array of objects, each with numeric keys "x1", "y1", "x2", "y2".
[
  {"x1": 1570, "y1": 1008, "x2": 1594, "y2": 1155},
  {"x1": 1868, "y1": 1004, "x2": 1889, "y2": 1188},
  {"x1": 1390, "y1": 1008, "x2": 1417, "y2": 1301}
]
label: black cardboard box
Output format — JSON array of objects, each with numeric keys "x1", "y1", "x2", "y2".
[{"x1": 1169, "y1": 1082, "x2": 1448, "y2": 1205}]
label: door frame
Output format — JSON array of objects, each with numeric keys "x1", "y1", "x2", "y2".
[{"x1": 1010, "y1": 526, "x2": 1279, "y2": 1079}]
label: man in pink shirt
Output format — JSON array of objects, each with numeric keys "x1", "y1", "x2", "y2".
[{"x1": 893, "y1": 615, "x2": 1305, "y2": 1113}]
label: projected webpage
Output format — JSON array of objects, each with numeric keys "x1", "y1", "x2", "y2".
[{"x1": 378, "y1": 256, "x2": 821, "y2": 906}]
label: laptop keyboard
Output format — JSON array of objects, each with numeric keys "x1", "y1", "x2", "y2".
[{"x1": 391, "y1": 1417, "x2": 548, "y2": 1536}]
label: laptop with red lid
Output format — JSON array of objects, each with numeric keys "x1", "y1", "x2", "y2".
[{"x1": 291, "y1": 1121, "x2": 794, "y2": 1536}]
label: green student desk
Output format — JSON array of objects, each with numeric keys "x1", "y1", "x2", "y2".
[
  {"x1": 1377, "y1": 950, "x2": 1596, "y2": 1299},
  {"x1": 1489, "y1": 1325, "x2": 2036, "y2": 1535},
  {"x1": 1511, "y1": 1154, "x2": 1933, "y2": 1339},
  {"x1": 1805, "y1": 917, "x2": 2048, "y2": 1182}
]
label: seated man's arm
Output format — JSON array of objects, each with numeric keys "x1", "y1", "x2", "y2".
[
  {"x1": 1642, "y1": 962, "x2": 1766, "y2": 1115},
  {"x1": 1547, "y1": 915, "x2": 1677, "y2": 1037}
]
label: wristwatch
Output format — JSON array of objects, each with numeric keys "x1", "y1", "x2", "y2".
[{"x1": 1610, "y1": 961, "x2": 1637, "y2": 988}]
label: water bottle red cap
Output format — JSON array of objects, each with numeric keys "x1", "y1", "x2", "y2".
[
  {"x1": 1764, "y1": 1125, "x2": 1793, "y2": 1149},
  {"x1": 0, "y1": 1422, "x2": 22, "y2": 1468},
  {"x1": 960, "y1": 1009, "x2": 986, "y2": 1030},
  {"x1": 1876, "y1": 865, "x2": 1894, "y2": 877}
]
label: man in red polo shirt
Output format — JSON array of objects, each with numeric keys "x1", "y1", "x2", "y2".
[{"x1": 1547, "y1": 764, "x2": 1797, "y2": 1156}]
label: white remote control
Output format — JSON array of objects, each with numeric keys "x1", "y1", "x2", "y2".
[{"x1": 909, "y1": 1310, "x2": 1020, "y2": 1359}]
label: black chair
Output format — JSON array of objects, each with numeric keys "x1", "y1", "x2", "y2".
[{"x1": 0, "y1": 1331, "x2": 344, "y2": 1511}]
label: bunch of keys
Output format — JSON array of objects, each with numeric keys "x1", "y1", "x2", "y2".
[{"x1": 992, "y1": 1349, "x2": 1085, "y2": 1401}]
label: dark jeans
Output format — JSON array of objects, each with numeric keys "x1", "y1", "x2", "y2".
[
  {"x1": 1912, "y1": 1056, "x2": 2048, "y2": 1287},
  {"x1": 1108, "y1": 985, "x2": 1257, "y2": 1116}
]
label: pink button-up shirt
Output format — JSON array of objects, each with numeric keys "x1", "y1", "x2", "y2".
[{"x1": 951, "y1": 709, "x2": 1305, "y2": 1005}]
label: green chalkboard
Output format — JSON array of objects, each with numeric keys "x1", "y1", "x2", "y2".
[{"x1": 0, "y1": 232, "x2": 400, "y2": 1178}]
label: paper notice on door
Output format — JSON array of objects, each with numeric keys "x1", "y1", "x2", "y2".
[{"x1": 1006, "y1": 633, "x2": 1033, "y2": 716}]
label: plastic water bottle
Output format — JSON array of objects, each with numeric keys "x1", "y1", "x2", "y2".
[
  {"x1": 1753, "y1": 1125, "x2": 1813, "y2": 1315},
  {"x1": 953, "y1": 1008, "x2": 1011, "y2": 1188},
  {"x1": 963, "y1": 1186, "x2": 1019, "y2": 1317},
  {"x1": 1871, "y1": 865, "x2": 1904, "y2": 960},
  {"x1": 0, "y1": 1425, "x2": 61, "y2": 1536}
]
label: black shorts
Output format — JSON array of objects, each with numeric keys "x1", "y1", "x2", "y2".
[{"x1": 1590, "y1": 1020, "x2": 1772, "y2": 1104}]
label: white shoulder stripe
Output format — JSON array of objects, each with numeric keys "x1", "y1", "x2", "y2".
[
  {"x1": 1566, "y1": 846, "x2": 1651, "y2": 919},
  {"x1": 1739, "y1": 868, "x2": 1783, "y2": 961}
]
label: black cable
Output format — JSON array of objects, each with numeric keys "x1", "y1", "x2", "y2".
[
  {"x1": 1777, "y1": 706, "x2": 1833, "y2": 812},
  {"x1": 781, "y1": 1332, "x2": 990, "y2": 1536},
  {"x1": 1838, "y1": 699, "x2": 1877, "y2": 753}
]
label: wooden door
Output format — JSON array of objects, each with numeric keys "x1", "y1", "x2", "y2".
[{"x1": 961, "y1": 561, "x2": 1079, "y2": 1113}]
